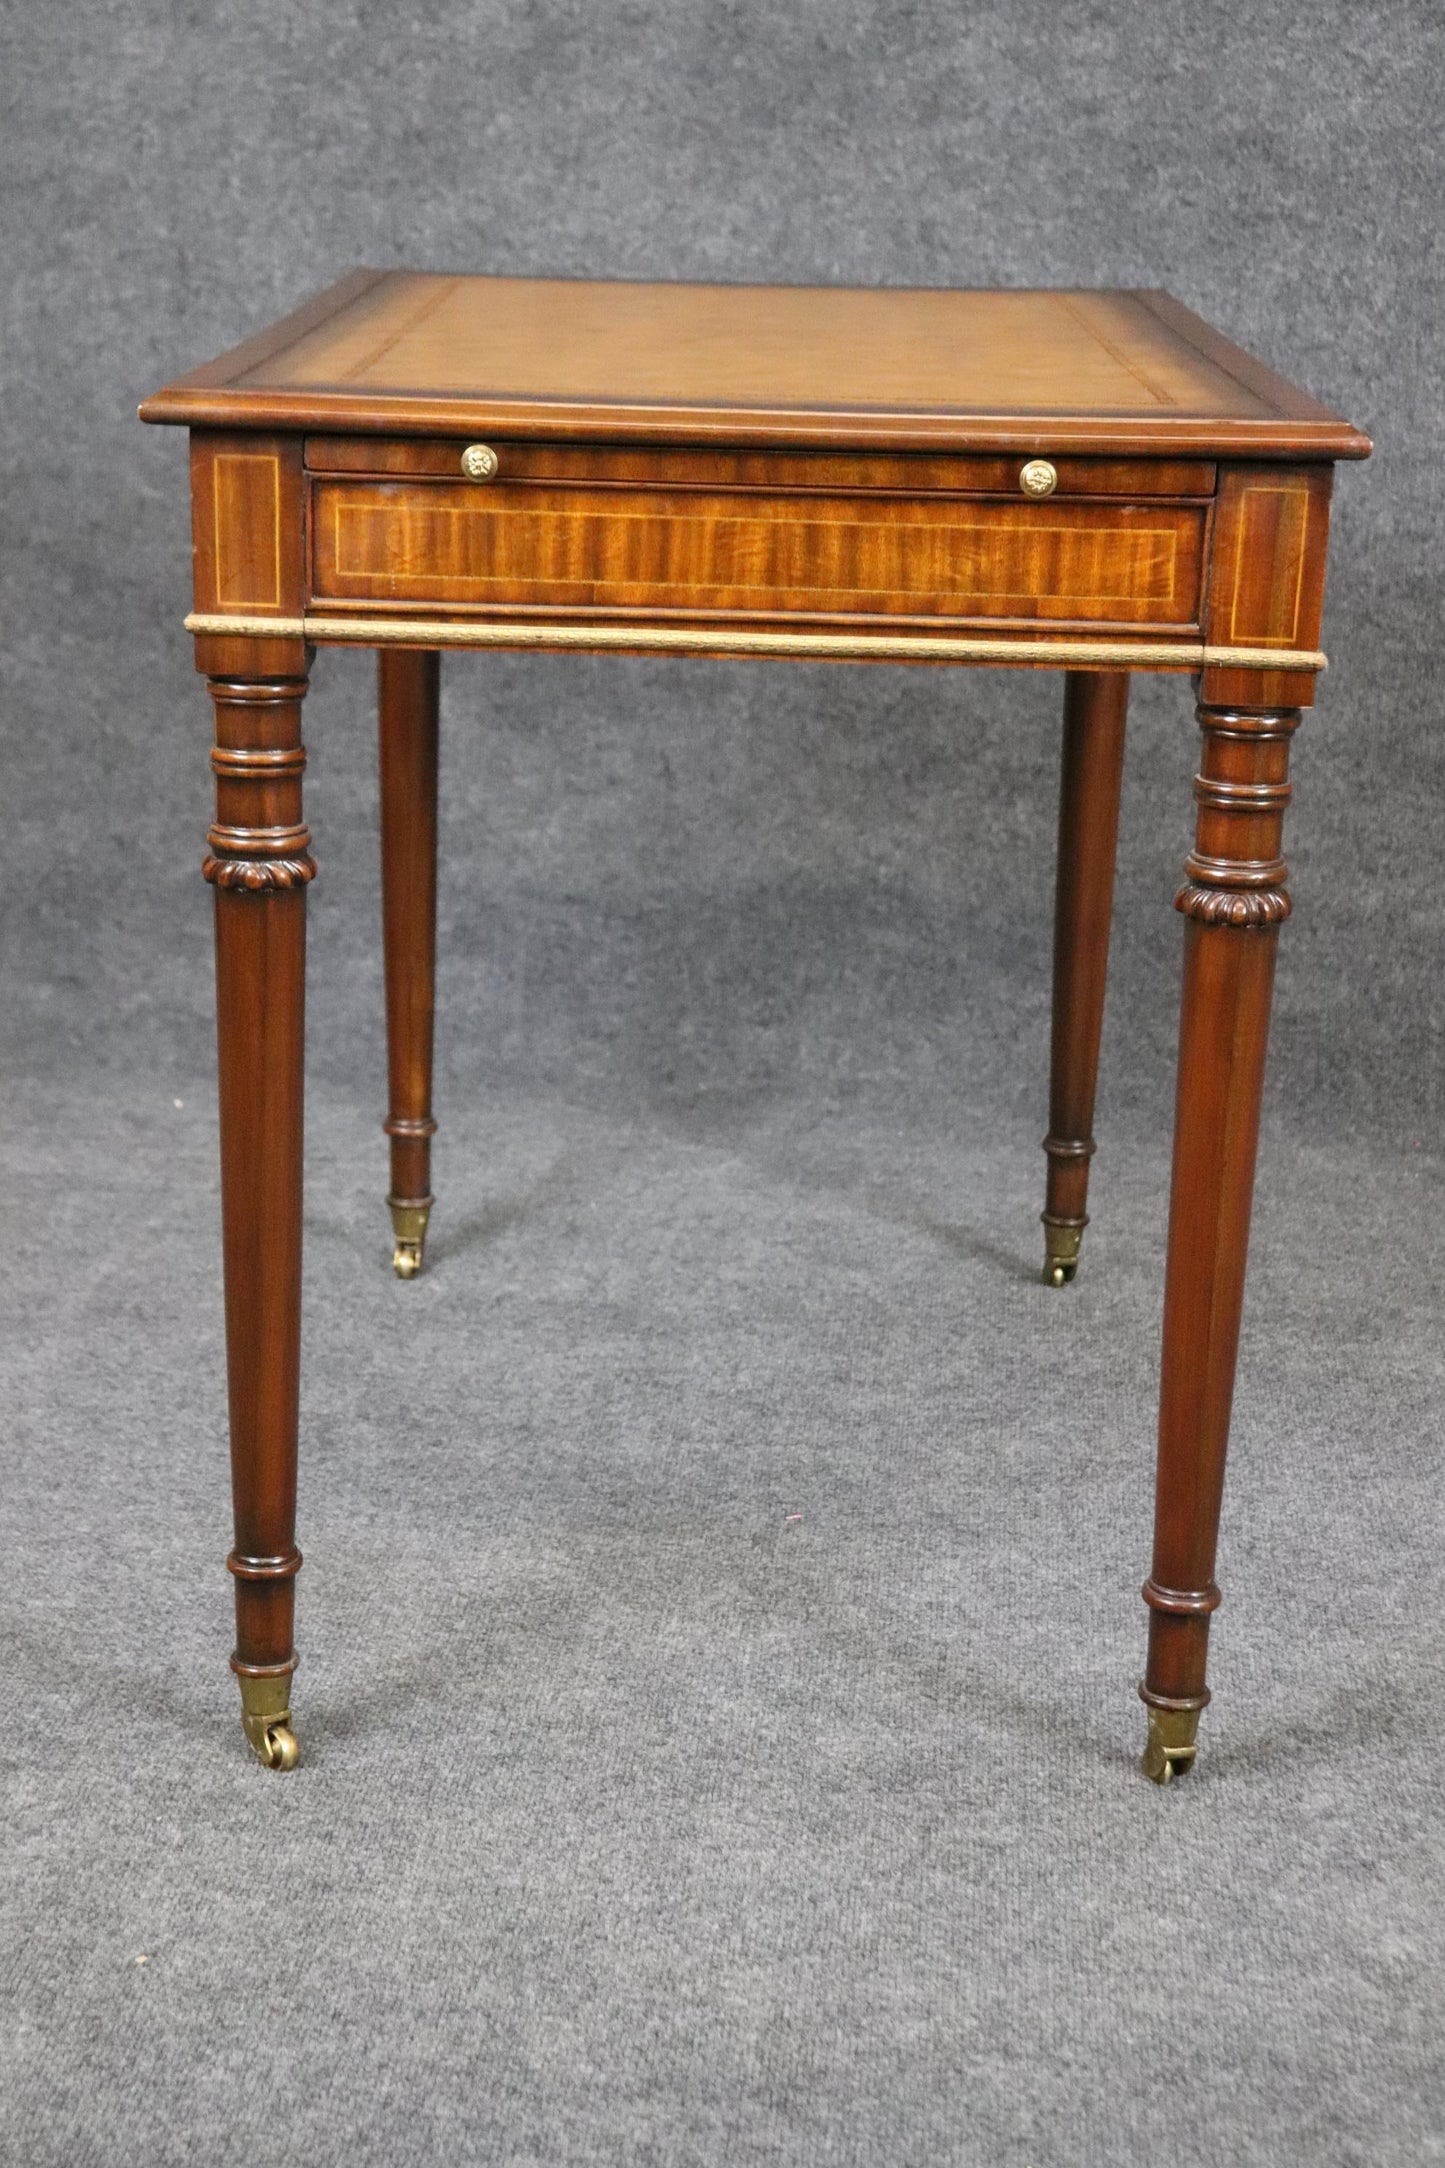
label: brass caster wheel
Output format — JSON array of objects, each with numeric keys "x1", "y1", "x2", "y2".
[
  {"x1": 1141, "y1": 1704, "x2": 1201, "y2": 1786},
  {"x1": 388, "y1": 1196, "x2": 432, "y2": 1281},
  {"x1": 1041, "y1": 1214, "x2": 1084, "y2": 1289},
  {"x1": 257, "y1": 1722, "x2": 300, "y2": 1771},
  {"x1": 238, "y1": 1670, "x2": 301, "y2": 1772}
]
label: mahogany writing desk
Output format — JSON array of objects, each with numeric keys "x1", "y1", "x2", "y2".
[{"x1": 140, "y1": 274, "x2": 1369, "y2": 1783}]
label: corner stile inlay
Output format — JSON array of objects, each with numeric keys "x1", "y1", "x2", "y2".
[
  {"x1": 212, "y1": 453, "x2": 284, "y2": 612},
  {"x1": 1227, "y1": 486, "x2": 1310, "y2": 648}
]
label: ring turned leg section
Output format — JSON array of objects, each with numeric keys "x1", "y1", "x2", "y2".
[
  {"x1": 1141, "y1": 701, "x2": 1300, "y2": 1783},
  {"x1": 379, "y1": 650, "x2": 440, "y2": 1279},
  {"x1": 1042, "y1": 670, "x2": 1129, "y2": 1285},
  {"x1": 205, "y1": 672, "x2": 313, "y2": 1769}
]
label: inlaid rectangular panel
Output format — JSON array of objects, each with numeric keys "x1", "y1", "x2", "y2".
[
  {"x1": 1227, "y1": 484, "x2": 1313, "y2": 644},
  {"x1": 310, "y1": 480, "x2": 1207, "y2": 628},
  {"x1": 189, "y1": 431, "x2": 307, "y2": 621},
  {"x1": 1200, "y1": 461, "x2": 1334, "y2": 706},
  {"x1": 212, "y1": 455, "x2": 281, "y2": 607}
]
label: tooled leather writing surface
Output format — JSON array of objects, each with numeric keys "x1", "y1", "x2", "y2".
[{"x1": 141, "y1": 273, "x2": 1371, "y2": 459}]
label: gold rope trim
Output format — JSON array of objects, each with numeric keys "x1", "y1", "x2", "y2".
[{"x1": 185, "y1": 613, "x2": 1327, "y2": 672}]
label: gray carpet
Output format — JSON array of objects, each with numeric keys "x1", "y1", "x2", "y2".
[{"x1": 2, "y1": 3, "x2": 1443, "y2": 2162}]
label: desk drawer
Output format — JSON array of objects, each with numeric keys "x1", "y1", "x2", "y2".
[
  {"x1": 318, "y1": 476, "x2": 1221, "y2": 633},
  {"x1": 311, "y1": 475, "x2": 1207, "y2": 630}
]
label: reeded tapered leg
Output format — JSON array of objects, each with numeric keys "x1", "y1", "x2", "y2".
[
  {"x1": 379, "y1": 649, "x2": 440, "y2": 1278},
  {"x1": 1141, "y1": 702, "x2": 1300, "y2": 1782},
  {"x1": 205, "y1": 672, "x2": 314, "y2": 1770},
  {"x1": 1042, "y1": 670, "x2": 1129, "y2": 1285}
]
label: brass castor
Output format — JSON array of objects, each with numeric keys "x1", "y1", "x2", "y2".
[
  {"x1": 388, "y1": 1195, "x2": 432, "y2": 1281},
  {"x1": 238, "y1": 1670, "x2": 301, "y2": 1772},
  {"x1": 1041, "y1": 1214, "x2": 1084, "y2": 1289},
  {"x1": 258, "y1": 1722, "x2": 300, "y2": 1771},
  {"x1": 1141, "y1": 1703, "x2": 1201, "y2": 1785}
]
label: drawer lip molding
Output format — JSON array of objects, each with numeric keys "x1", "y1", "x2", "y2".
[{"x1": 184, "y1": 610, "x2": 1326, "y2": 674}]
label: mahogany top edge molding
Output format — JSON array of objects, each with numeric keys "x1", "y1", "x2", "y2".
[{"x1": 140, "y1": 270, "x2": 1371, "y2": 461}]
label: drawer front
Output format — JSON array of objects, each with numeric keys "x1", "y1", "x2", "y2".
[{"x1": 311, "y1": 478, "x2": 1207, "y2": 629}]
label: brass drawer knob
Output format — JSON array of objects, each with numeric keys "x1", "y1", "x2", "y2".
[
  {"x1": 1019, "y1": 458, "x2": 1058, "y2": 498},
  {"x1": 460, "y1": 443, "x2": 499, "y2": 482}
]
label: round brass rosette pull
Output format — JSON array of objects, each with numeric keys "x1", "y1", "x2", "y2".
[
  {"x1": 1019, "y1": 458, "x2": 1058, "y2": 498},
  {"x1": 460, "y1": 443, "x2": 499, "y2": 482}
]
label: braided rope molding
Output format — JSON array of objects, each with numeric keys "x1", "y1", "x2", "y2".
[{"x1": 186, "y1": 613, "x2": 1328, "y2": 673}]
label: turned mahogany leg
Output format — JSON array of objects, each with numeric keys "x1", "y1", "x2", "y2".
[
  {"x1": 1042, "y1": 670, "x2": 1129, "y2": 1285},
  {"x1": 379, "y1": 649, "x2": 440, "y2": 1278},
  {"x1": 205, "y1": 673, "x2": 313, "y2": 1770},
  {"x1": 1141, "y1": 701, "x2": 1301, "y2": 1783}
]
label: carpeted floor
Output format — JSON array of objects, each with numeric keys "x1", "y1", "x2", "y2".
[{"x1": 2, "y1": 640, "x2": 1442, "y2": 2167}]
